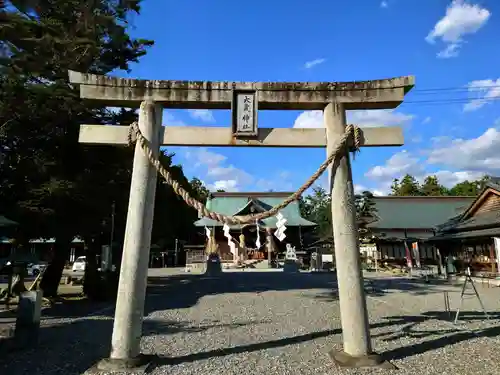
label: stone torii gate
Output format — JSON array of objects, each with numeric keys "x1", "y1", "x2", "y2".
[{"x1": 69, "y1": 70, "x2": 414, "y2": 372}]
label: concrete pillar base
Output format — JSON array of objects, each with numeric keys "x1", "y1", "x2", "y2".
[
  {"x1": 86, "y1": 354, "x2": 155, "y2": 374},
  {"x1": 329, "y1": 350, "x2": 396, "y2": 370}
]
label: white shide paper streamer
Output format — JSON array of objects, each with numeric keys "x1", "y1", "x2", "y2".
[
  {"x1": 255, "y1": 220, "x2": 261, "y2": 249},
  {"x1": 274, "y1": 212, "x2": 287, "y2": 242},
  {"x1": 223, "y1": 223, "x2": 237, "y2": 256}
]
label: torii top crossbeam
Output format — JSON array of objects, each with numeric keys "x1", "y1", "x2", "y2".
[
  {"x1": 69, "y1": 71, "x2": 414, "y2": 148},
  {"x1": 68, "y1": 71, "x2": 414, "y2": 110}
]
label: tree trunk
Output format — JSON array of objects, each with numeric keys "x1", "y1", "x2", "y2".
[{"x1": 40, "y1": 235, "x2": 72, "y2": 298}]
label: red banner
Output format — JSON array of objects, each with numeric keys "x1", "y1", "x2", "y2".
[{"x1": 412, "y1": 242, "x2": 421, "y2": 268}]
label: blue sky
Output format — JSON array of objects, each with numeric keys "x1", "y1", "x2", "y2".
[{"x1": 117, "y1": 0, "x2": 500, "y2": 195}]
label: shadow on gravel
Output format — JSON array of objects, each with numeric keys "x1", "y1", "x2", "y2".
[
  {"x1": 3, "y1": 272, "x2": 486, "y2": 374},
  {"x1": 4, "y1": 292, "x2": 495, "y2": 373},
  {"x1": 144, "y1": 271, "x2": 338, "y2": 314},
  {"x1": 145, "y1": 272, "x2": 459, "y2": 317},
  {"x1": 314, "y1": 276, "x2": 456, "y2": 302},
  {"x1": 377, "y1": 310, "x2": 500, "y2": 362},
  {"x1": 148, "y1": 328, "x2": 343, "y2": 370},
  {"x1": 147, "y1": 313, "x2": 471, "y2": 370},
  {"x1": 0, "y1": 317, "x2": 259, "y2": 375},
  {"x1": 40, "y1": 298, "x2": 115, "y2": 320},
  {"x1": 39, "y1": 273, "x2": 453, "y2": 320}
]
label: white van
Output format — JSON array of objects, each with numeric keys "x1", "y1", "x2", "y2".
[{"x1": 72, "y1": 256, "x2": 86, "y2": 272}]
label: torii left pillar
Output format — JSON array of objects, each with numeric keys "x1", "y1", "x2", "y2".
[{"x1": 97, "y1": 100, "x2": 162, "y2": 372}]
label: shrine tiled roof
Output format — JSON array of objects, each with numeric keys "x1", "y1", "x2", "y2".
[
  {"x1": 368, "y1": 196, "x2": 475, "y2": 230},
  {"x1": 429, "y1": 180, "x2": 500, "y2": 241},
  {"x1": 194, "y1": 192, "x2": 316, "y2": 228}
]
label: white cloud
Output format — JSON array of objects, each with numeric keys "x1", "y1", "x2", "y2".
[
  {"x1": 422, "y1": 116, "x2": 431, "y2": 124},
  {"x1": 463, "y1": 79, "x2": 500, "y2": 112},
  {"x1": 362, "y1": 124, "x2": 500, "y2": 194},
  {"x1": 293, "y1": 109, "x2": 414, "y2": 129},
  {"x1": 432, "y1": 170, "x2": 485, "y2": 187},
  {"x1": 256, "y1": 176, "x2": 293, "y2": 192},
  {"x1": 355, "y1": 184, "x2": 387, "y2": 196},
  {"x1": 380, "y1": 1, "x2": 388, "y2": 8},
  {"x1": 354, "y1": 184, "x2": 369, "y2": 194},
  {"x1": 183, "y1": 148, "x2": 253, "y2": 192},
  {"x1": 364, "y1": 152, "x2": 485, "y2": 194},
  {"x1": 426, "y1": 0, "x2": 491, "y2": 59},
  {"x1": 436, "y1": 43, "x2": 460, "y2": 58},
  {"x1": 293, "y1": 111, "x2": 323, "y2": 128},
  {"x1": 188, "y1": 109, "x2": 215, "y2": 123},
  {"x1": 411, "y1": 135, "x2": 423, "y2": 143},
  {"x1": 365, "y1": 150, "x2": 425, "y2": 181},
  {"x1": 184, "y1": 147, "x2": 254, "y2": 191},
  {"x1": 185, "y1": 148, "x2": 226, "y2": 168},
  {"x1": 304, "y1": 58, "x2": 326, "y2": 69},
  {"x1": 255, "y1": 170, "x2": 294, "y2": 192},
  {"x1": 292, "y1": 111, "x2": 321, "y2": 128},
  {"x1": 278, "y1": 171, "x2": 291, "y2": 179},
  {"x1": 207, "y1": 165, "x2": 253, "y2": 186},
  {"x1": 349, "y1": 110, "x2": 414, "y2": 127},
  {"x1": 164, "y1": 111, "x2": 188, "y2": 127},
  {"x1": 210, "y1": 180, "x2": 239, "y2": 192},
  {"x1": 427, "y1": 127, "x2": 500, "y2": 172},
  {"x1": 183, "y1": 146, "x2": 296, "y2": 193}
]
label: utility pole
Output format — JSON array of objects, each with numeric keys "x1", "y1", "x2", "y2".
[
  {"x1": 174, "y1": 238, "x2": 179, "y2": 267},
  {"x1": 110, "y1": 201, "x2": 116, "y2": 252}
]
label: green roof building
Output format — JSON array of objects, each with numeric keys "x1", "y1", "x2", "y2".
[
  {"x1": 194, "y1": 192, "x2": 316, "y2": 229},
  {"x1": 428, "y1": 180, "x2": 500, "y2": 274},
  {"x1": 192, "y1": 192, "x2": 316, "y2": 263},
  {"x1": 369, "y1": 196, "x2": 475, "y2": 240},
  {"x1": 367, "y1": 196, "x2": 475, "y2": 263}
]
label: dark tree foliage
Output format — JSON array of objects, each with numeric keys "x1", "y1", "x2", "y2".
[
  {"x1": 0, "y1": 1, "x2": 202, "y2": 298},
  {"x1": 390, "y1": 174, "x2": 491, "y2": 197},
  {"x1": 299, "y1": 187, "x2": 378, "y2": 244}
]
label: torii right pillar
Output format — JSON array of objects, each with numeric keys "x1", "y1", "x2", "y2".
[{"x1": 325, "y1": 101, "x2": 402, "y2": 370}]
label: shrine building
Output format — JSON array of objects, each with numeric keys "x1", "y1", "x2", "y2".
[
  {"x1": 369, "y1": 195, "x2": 475, "y2": 264},
  {"x1": 193, "y1": 191, "x2": 316, "y2": 263},
  {"x1": 429, "y1": 178, "x2": 500, "y2": 274}
]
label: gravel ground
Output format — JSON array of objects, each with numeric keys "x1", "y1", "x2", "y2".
[{"x1": 1, "y1": 271, "x2": 500, "y2": 375}]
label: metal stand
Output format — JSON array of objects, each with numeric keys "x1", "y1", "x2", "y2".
[
  {"x1": 453, "y1": 267, "x2": 489, "y2": 324},
  {"x1": 444, "y1": 291, "x2": 451, "y2": 319}
]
